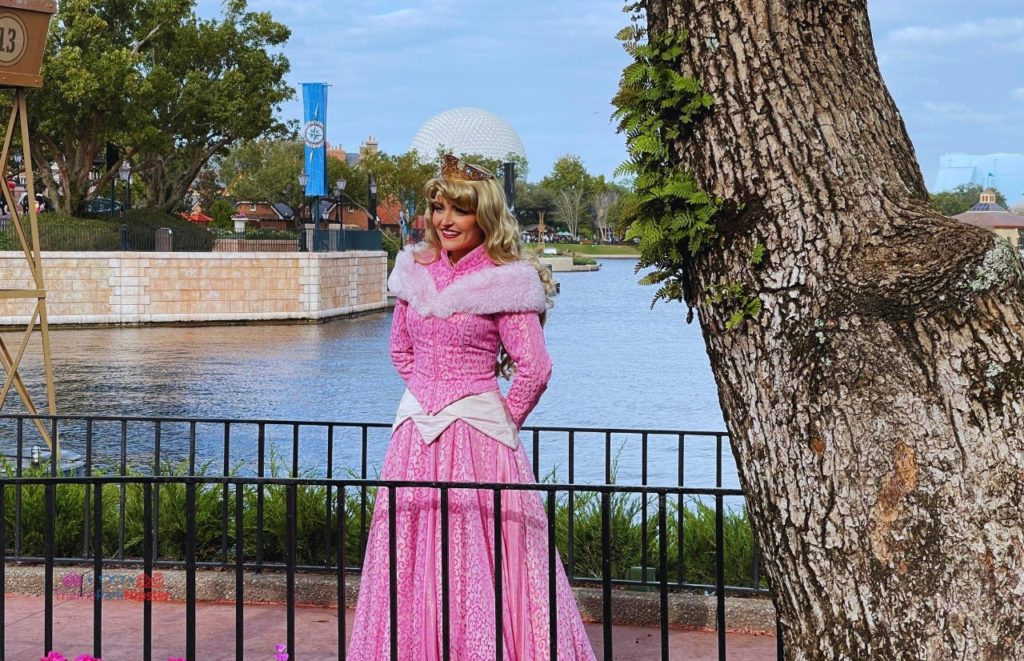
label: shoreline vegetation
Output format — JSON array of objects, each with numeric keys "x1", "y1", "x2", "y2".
[
  {"x1": 524, "y1": 243, "x2": 640, "y2": 257},
  {"x1": 4, "y1": 460, "x2": 764, "y2": 593}
]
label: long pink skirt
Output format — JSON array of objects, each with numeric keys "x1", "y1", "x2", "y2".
[{"x1": 347, "y1": 419, "x2": 596, "y2": 660}]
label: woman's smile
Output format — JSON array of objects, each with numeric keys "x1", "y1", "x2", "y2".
[{"x1": 431, "y1": 196, "x2": 483, "y2": 263}]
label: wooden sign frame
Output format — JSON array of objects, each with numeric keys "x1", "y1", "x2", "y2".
[{"x1": 0, "y1": 0, "x2": 57, "y2": 455}]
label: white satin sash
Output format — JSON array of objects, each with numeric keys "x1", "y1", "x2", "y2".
[{"x1": 392, "y1": 389, "x2": 520, "y2": 449}]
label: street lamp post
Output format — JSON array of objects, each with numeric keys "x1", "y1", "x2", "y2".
[
  {"x1": 297, "y1": 172, "x2": 309, "y2": 251},
  {"x1": 333, "y1": 177, "x2": 346, "y2": 250},
  {"x1": 118, "y1": 161, "x2": 131, "y2": 250},
  {"x1": 297, "y1": 172, "x2": 309, "y2": 223},
  {"x1": 368, "y1": 174, "x2": 378, "y2": 231}
]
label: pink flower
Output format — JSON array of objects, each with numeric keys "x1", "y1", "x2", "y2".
[
  {"x1": 274, "y1": 643, "x2": 289, "y2": 661},
  {"x1": 74, "y1": 656, "x2": 102, "y2": 661},
  {"x1": 41, "y1": 653, "x2": 67, "y2": 661}
]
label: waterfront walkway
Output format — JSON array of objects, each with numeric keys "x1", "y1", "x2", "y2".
[{"x1": 3, "y1": 594, "x2": 777, "y2": 660}]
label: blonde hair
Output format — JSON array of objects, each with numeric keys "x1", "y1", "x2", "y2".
[{"x1": 414, "y1": 164, "x2": 556, "y2": 378}]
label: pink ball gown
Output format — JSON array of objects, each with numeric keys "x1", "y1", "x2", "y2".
[{"x1": 347, "y1": 245, "x2": 595, "y2": 660}]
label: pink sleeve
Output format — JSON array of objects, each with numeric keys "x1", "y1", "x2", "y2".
[
  {"x1": 390, "y1": 299, "x2": 415, "y2": 384},
  {"x1": 496, "y1": 311, "x2": 553, "y2": 428}
]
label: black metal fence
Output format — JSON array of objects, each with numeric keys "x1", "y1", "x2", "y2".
[
  {"x1": 299, "y1": 228, "x2": 383, "y2": 253},
  {"x1": 0, "y1": 223, "x2": 384, "y2": 253},
  {"x1": 0, "y1": 414, "x2": 782, "y2": 660}
]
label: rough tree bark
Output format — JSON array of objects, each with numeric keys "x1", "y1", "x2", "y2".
[{"x1": 645, "y1": 1, "x2": 1024, "y2": 658}]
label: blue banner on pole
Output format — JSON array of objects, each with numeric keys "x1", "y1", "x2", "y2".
[{"x1": 302, "y1": 83, "x2": 328, "y2": 196}]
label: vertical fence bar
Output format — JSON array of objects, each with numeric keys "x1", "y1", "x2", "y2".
[
  {"x1": 287, "y1": 483, "x2": 297, "y2": 660},
  {"x1": 235, "y1": 482, "x2": 245, "y2": 661},
  {"x1": 601, "y1": 489, "x2": 612, "y2": 660},
  {"x1": 676, "y1": 433, "x2": 685, "y2": 587},
  {"x1": 532, "y1": 428, "x2": 540, "y2": 479},
  {"x1": 119, "y1": 420, "x2": 128, "y2": 560},
  {"x1": 189, "y1": 421, "x2": 197, "y2": 475},
  {"x1": 658, "y1": 492, "x2": 669, "y2": 661},
  {"x1": 640, "y1": 432, "x2": 649, "y2": 584},
  {"x1": 326, "y1": 425, "x2": 335, "y2": 567},
  {"x1": 337, "y1": 485, "x2": 347, "y2": 661},
  {"x1": 604, "y1": 431, "x2": 612, "y2": 484},
  {"x1": 440, "y1": 487, "x2": 451, "y2": 661},
  {"x1": 753, "y1": 534, "x2": 762, "y2": 590},
  {"x1": 715, "y1": 493, "x2": 726, "y2": 660},
  {"x1": 292, "y1": 424, "x2": 300, "y2": 477},
  {"x1": 93, "y1": 477, "x2": 103, "y2": 658},
  {"x1": 186, "y1": 481, "x2": 197, "y2": 661},
  {"x1": 143, "y1": 481, "x2": 153, "y2": 661},
  {"x1": 154, "y1": 421, "x2": 161, "y2": 562},
  {"x1": 567, "y1": 431, "x2": 575, "y2": 581},
  {"x1": 360, "y1": 426, "x2": 369, "y2": 559},
  {"x1": 15, "y1": 418, "x2": 22, "y2": 556},
  {"x1": 715, "y1": 434, "x2": 723, "y2": 488},
  {"x1": 44, "y1": 477, "x2": 54, "y2": 654},
  {"x1": 494, "y1": 489, "x2": 504, "y2": 661},
  {"x1": 83, "y1": 418, "x2": 93, "y2": 558},
  {"x1": 51, "y1": 418, "x2": 59, "y2": 478},
  {"x1": 388, "y1": 485, "x2": 398, "y2": 661},
  {"x1": 222, "y1": 422, "x2": 231, "y2": 563},
  {"x1": 257, "y1": 423, "x2": 266, "y2": 570},
  {"x1": 546, "y1": 488, "x2": 558, "y2": 660},
  {"x1": 777, "y1": 609, "x2": 784, "y2": 660}
]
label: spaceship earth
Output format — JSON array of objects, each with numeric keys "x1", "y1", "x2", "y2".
[{"x1": 409, "y1": 107, "x2": 527, "y2": 163}]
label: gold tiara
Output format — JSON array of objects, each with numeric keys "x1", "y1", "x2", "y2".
[{"x1": 440, "y1": 154, "x2": 493, "y2": 181}]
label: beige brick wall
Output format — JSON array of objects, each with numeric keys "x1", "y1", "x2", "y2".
[{"x1": 0, "y1": 251, "x2": 387, "y2": 326}]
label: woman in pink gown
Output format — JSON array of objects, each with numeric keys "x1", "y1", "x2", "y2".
[{"x1": 348, "y1": 156, "x2": 595, "y2": 660}]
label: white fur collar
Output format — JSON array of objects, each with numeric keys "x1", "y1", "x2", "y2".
[{"x1": 388, "y1": 248, "x2": 548, "y2": 318}]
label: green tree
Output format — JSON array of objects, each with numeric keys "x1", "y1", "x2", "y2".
[
  {"x1": 591, "y1": 176, "x2": 630, "y2": 242},
  {"x1": 191, "y1": 167, "x2": 224, "y2": 213},
  {"x1": 208, "y1": 198, "x2": 234, "y2": 229},
  {"x1": 358, "y1": 150, "x2": 438, "y2": 221},
  {"x1": 930, "y1": 184, "x2": 1008, "y2": 216},
  {"x1": 514, "y1": 181, "x2": 556, "y2": 229},
  {"x1": 29, "y1": 0, "x2": 293, "y2": 214},
  {"x1": 218, "y1": 139, "x2": 303, "y2": 210},
  {"x1": 540, "y1": 154, "x2": 595, "y2": 237}
]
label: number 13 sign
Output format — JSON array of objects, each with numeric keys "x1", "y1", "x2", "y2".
[
  {"x1": 0, "y1": 13, "x2": 28, "y2": 66},
  {"x1": 0, "y1": 0, "x2": 55, "y2": 89}
]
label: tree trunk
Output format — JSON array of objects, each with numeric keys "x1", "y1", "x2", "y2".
[{"x1": 645, "y1": 1, "x2": 1024, "y2": 658}]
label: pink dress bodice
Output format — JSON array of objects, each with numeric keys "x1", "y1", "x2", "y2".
[{"x1": 388, "y1": 244, "x2": 551, "y2": 427}]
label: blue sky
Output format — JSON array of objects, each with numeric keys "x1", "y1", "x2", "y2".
[{"x1": 197, "y1": 1, "x2": 1023, "y2": 186}]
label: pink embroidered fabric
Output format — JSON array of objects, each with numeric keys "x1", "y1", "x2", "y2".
[{"x1": 348, "y1": 245, "x2": 595, "y2": 660}]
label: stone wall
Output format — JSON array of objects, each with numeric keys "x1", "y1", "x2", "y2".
[{"x1": 0, "y1": 251, "x2": 387, "y2": 326}]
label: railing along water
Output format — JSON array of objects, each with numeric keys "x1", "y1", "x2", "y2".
[{"x1": 0, "y1": 413, "x2": 781, "y2": 660}]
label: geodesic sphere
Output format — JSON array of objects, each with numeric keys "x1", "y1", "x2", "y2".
[{"x1": 410, "y1": 107, "x2": 526, "y2": 163}]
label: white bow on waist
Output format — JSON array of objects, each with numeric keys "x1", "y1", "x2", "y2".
[{"x1": 392, "y1": 389, "x2": 520, "y2": 449}]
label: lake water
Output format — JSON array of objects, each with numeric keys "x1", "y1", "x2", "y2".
[{"x1": 1, "y1": 259, "x2": 738, "y2": 489}]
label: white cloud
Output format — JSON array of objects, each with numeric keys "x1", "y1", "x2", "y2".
[
  {"x1": 888, "y1": 17, "x2": 1024, "y2": 46},
  {"x1": 921, "y1": 101, "x2": 1024, "y2": 130}
]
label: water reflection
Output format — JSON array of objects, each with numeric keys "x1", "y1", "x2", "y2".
[{"x1": 1, "y1": 259, "x2": 735, "y2": 488}]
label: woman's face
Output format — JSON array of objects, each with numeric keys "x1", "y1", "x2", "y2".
[{"x1": 431, "y1": 195, "x2": 483, "y2": 263}]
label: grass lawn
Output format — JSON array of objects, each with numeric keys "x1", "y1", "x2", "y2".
[{"x1": 524, "y1": 243, "x2": 639, "y2": 256}]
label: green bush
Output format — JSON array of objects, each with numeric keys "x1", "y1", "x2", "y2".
[
  {"x1": 0, "y1": 210, "x2": 216, "y2": 252},
  {"x1": 1, "y1": 460, "x2": 763, "y2": 588},
  {"x1": 122, "y1": 209, "x2": 216, "y2": 251}
]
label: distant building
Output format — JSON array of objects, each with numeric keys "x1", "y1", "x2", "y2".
[
  {"x1": 953, "y1": 188, "x2": 1024, "y2": 252},
  {"x1": 933, "y1": 154, "x2": 1024, "y2": 206},
  {"x1": 232, "y1": 201, "x2": 295, "y2": 230}
]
